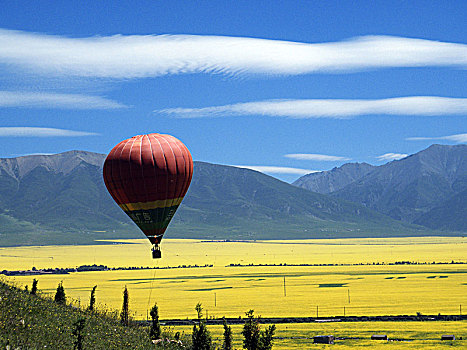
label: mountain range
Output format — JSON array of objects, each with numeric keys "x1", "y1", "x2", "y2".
[
  {"x1": 293, "y1": 144, "x2": 467, "y2": 232},
  {"x1": 0, "y1": 148, "x2": 441, "y2": 246}
]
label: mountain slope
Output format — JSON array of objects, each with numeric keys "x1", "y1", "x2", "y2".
[
  {"x1": 0, "y1": 151, "x2": 429, "y2": 246},
  {"x1": 413, "y1": 188, "x2": 467, "y2": 231},
  {"x1": 0, "y1": 152, "x2": 128, "y2": 230},
  {"x1": 173, "y1": 161, "x2": 423, "y2": 239}
]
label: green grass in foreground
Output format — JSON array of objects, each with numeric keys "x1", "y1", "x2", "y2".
[{"x1": 0, "y1": 280, "x2": 187, "y2": 349}]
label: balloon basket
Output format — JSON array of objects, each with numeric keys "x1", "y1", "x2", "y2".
[{"x1": 152, "y1": 245, "x2": 162, "y2": 259}]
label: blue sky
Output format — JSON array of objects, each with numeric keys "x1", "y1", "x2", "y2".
[{"x1": 0, "y1": 1, "x2": 466, "y2": 182}]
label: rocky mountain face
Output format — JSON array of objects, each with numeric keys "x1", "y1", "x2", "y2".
[
  {"x1": 0, "y1": 151, "x2": 105, "y2": 180},
  {"x1": 0, "y1": 151, "x2": 426, "y2": 246},
  {"x1": 293, "y1": 144, "x2": 467, "y2": 231},
  {"x1": 293, "y1": 162, "x2": 375, "y2": 194}
]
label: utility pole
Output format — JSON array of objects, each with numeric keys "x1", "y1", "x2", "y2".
[
  {"x1": 283, "y1": 276, "x2": 286, "y2": 297},
  {"x1": 215, "y1": 293, "x2": 217, "y2": 307},
  {"x1": 316, "y1": 305, "x2": 319, "y2": 318},
  {"x1": 344, "y1": 306, "x2": 346, "y2": 317},
  {"x1": 348, "y1": 289, "x2": 350, "y2": 304}
]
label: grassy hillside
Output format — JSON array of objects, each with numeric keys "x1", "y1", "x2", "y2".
[{"x1": 0, "y1": 280, "x2": 184, "y2": 349}]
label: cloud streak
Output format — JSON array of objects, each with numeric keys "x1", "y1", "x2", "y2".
[
  {"x1": 14, "y1": 153, "x2": 55, "y2": 156},
  {"x1": 0, "y1": 91, "x2": 127, "y2": 109},
  {"x1": 1, "y1": 29, "x2": 466, "y2": 78},
  {"x1": 234, "y1": 165, "x2": 317, "y2": 175},
  {"x1": 407, "y1": 133, "x2": 467, "y2": 143},
  {"x1": 158, "y1": 96, "x2": 467, "y2": 119},
  {"x1": 376, "y1": 153, "x2": 408, "y2": 161},
  {"x1": 0, "y1": 127, "x2": 99, "y2": 137},
  {"x1": 285, "y1": 153, "x2": 350, "y2": 161}
]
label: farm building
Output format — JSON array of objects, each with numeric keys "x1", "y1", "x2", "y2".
[
  {"x1": 371, "y1": 334, "x2": 388, "y2": 340},
  {"x1": 441, "y1": 335, "x2": 455, "y2": 340},
  {"x1": 313, "y1": 335, "x2": 334, "y2": 344}
]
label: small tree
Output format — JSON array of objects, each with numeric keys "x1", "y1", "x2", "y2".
[
  {"x1": 192, "y1": 303, "x2": 212, "y2": 350},
  {"x1": 258, "y1": 325, "x2": 276, "y2": 350},
  {"x1": 222, "y1": 317, "x2": 233, "y2": 350},
  {"x1": 242, "y1": 310, "x2": 276, "y2": 350},
  {"x1": 242, "y1": 310, "x2": 260, "y2": 350},
  {"x1": 195, "y1": 302, "x2": 203, "y2": 319},
  {"x1": 31, "y1": 279, "x2": 38, "y2": 295},
  {"x1": 54, "y1": 281, "x2": 66, "y2": 305},
  {"x1": 88, "y1": 285, "x2": 97, "y2": 311},
  {"x1": 149, "y1": 303, "x2": 161, "y2": 340},
  {"x1": 120, "y1": 286, "x2": 129, "y2": 326},
  {"x1": 72, "y1": 317, "x2": 86, "y2": 350}
]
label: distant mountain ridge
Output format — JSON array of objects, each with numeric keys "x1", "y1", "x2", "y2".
[
  {"x1": 293, "y1": 144, "x2": 467, "y2": 231},
  {"x1": 0, "y1": 150, "x2": 429, "y2": 246},
  {"x1": 293, "y1": 162, "x2": 375, "y2": 194},
  {"x1": 0, "y1": 151, "x2": 104, "y2": 179}
]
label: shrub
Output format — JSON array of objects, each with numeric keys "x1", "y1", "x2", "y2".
[
  {"x1": 31, "y1": 279, "x2": 38, "y2": 295},
  {"x1": 120, "y1": 286, "x2": 129, "y2": 326},
  {"x1": 88, "y1": 285, "x2": 97, "y2": 312},
  {"x1": 192, "y1": 303, "x2": 212, "y2": 350},
  {"x1": 242, "y1": 310, "x2": 260, "y2": 350},
  {"x1": 149, "y1": 303, "x2": 161, "y2": 340},
  {"x1": 242, "y1": 310, "x2": 276, "y2": 350},
  {"x1": 54, "y1": 281, "x2": 66, "y2": 305},
  {"x1": 72, "y1": 317, "x2": 86, "y2": 350},
  {"x1": 258, "y1": 325, "x2": 276, "y2": 350},
  {"x1": 222, "y1": 317, "x2": 233, "y2": 350}
]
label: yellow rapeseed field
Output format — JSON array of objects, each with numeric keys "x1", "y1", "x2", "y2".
[
  {"x1": 1, "y1": 237, "x2": 466, "y2": 320},
  {"x1": 172, "y1": 321, "x2": 467, "y2": 349}
]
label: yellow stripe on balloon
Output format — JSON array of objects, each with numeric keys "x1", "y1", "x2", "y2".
[{"x1": 119, "y1": 197, "x2": 184, "y2": 211}]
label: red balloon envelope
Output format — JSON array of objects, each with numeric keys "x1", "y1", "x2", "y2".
[{"x1": 103, "y1": 133, "x2": 193, "y2": 257}]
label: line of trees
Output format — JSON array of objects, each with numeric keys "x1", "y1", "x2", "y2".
[{"x1": 27, "y1": 279, "x2": 276, "y2": 349}]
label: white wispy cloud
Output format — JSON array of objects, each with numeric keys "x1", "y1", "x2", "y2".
[
  {"x1": 158, "y1": 96, "x2": 467, "y2": 119},
  {"x1": 234, "y1": 165, "x2": 317, "y2": 175},
  {"x1": 12, "y1": 153, "x2": 55, "y2": 156},
  {"x1": 285, "y1": 153, "x2": 351, "y2": 161},
  {"x1": 0, "y1": 91, "x2": 127, "y2": 109},
  {"x1": 376, "y1": 153, "x2": 409, "y2": 161},
  {"x1": 1, "y1": 29, "x2": 466, "y2": 78},
  {"x1": 0, "y1": 127, "x2": 99, "y2": 137},
  {"x1": 406, "y1": 133, "x2": 467, "y2": 143}
]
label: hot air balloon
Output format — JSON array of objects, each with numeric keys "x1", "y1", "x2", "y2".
[{"x1": 103, "y1": 133, "x2": 193, "y2": 258}]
